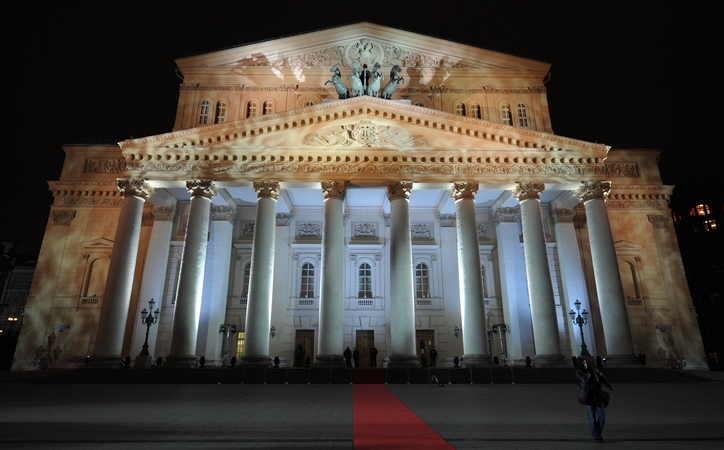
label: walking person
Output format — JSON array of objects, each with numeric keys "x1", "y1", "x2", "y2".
[
  {"x1": 370, "y1": 345, "x2": 378, "y2": 367},
  {"x1": 343, "y1": 347, "x2": 352, "y2": 368},
  {"x1": 429, "y1": 346, "x2": 438, "y2": 367},
  {"x1": 575, "y1": 358, "x2": 613, "y2": 442}
]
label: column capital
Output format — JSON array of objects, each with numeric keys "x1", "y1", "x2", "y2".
[
  {"x1": 386, "y1": 181, "x2": 413, "y2": 201},
  {"x1": 493, "y1": 206, "x2": 519, "y2": 225},
  {"x1": 512, "y1": 182, "x2": 545, "y2": 202},
  {"x1": 151, "y1": 206, "x2": 176, "y2": 221},
  {"x1": 450, "y1": 182, "x2": 479, "y2": 201},
  {"x1": 52, "y1": 210, "x2": 76, "y2": 226},
  {"x1": 186, "y1": 179, "x2": 218, "y2": 199},
  {"x1": 117, "y1": 178, "x2": 154, "y2": 200},
  {"x1": 575, "y1": 181, "x2": 611, "y2": 203},
  {"x1": 253, "y1": 181, "x2": 281, "y2": 200},
  {"x1": 211, "y1": 205, "x2": 237, "y2": 223},
  {"x1": 321, "y1": 181, "x2": 347, "y2": 201},
  {"x1": 552, "y1": 208, "x2": 576, "y2": 224},
  {"x1": 647, "y1": 214, "x2": 670, "y2": 229}
]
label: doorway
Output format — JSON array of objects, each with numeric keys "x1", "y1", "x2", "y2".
[
  {"x1": 416, "y1": 330, "x2": 435, "y2": 366},
  {"x1": 294, "y1": 330, "x2": 314, "y2": 367},
  {"x1": 355, "y1": 330, "x2": 374, "y2": 367}
]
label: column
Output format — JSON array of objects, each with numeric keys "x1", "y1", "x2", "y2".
[
  {"x1": 575, "y1": 181, "x2": 637, "y2": 365},
  {"x1": 553, "y1": 207, "x2": 597, "y2": 356},
  {"x1": 130, "y1": 204, "x2": 177, "y2": 367},
  {"x1": 647, "y1": 214, "x2": 707, "y2": 369},
  {"x1": 451, "y1": 182, "x2": 491, "y2": 367},
  {"x1": 90, "y1": 178, "x2": 153, "y2": 367},
  {"x1": 513, "y1": 182, "x2": 565, "y2": 366},
  {"x1": 387, "y1": 182, "x2": 419, "y2": 367},
  {"x1": 316, "y1": 181, "x2": 346, "y2": 367},
  {"x1": 241, "y1": 181, "x2": 281, "y2": 367},
  {"x1": 165, "y1": 180, "x2": 217, "y2": 368},
  {"x1": 197, "y1": 205, "x2": 236, "y2": 365}
]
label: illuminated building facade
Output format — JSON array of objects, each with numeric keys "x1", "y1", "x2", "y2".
[{"x1": 12, "y1": 23, "x2": 708, "y2": 370}]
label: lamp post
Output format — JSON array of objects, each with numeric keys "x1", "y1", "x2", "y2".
[
  {"x1": 492, "y1": 323, "x2": 509, "y2": 364},
  {"x1": 219, "y1": 324, "x2": 237, "y2": 357},
  {"x1": 139, "y1": 299, "x2": 160, "y2": 357},
  {"x1": 569, "y1": 299, "x2": 591, "y2": 356}
]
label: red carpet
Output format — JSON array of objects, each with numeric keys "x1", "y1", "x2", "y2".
[{"x1": 353, "y1": 384, "x2": 453, "y2": 449}]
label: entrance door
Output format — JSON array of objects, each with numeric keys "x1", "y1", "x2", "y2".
[
  {"x1": 355, "y1": 330, "x2": 374, "y2": 367},
  {"x1": 416, "y1": 330, "x2": 435, "y2": 366},
  {"x1": 295, "y1": 330, "x2": 314, "y2": 367}
]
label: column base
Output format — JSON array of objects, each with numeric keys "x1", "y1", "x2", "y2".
[
  {"x1": 532, "y1": 354, "x2": 568, "y2": 368},
  {"x1": 387, "y1": 354, "x2": 420, "y2": 368},
  {"x1": 462, "y1": 354, "x2": 493, "y2": 368},
  {"x1": 314, "y1": 354, "x2": 346, "y2": 368},
  {"x1": 134, "y1": 355, "x2": 153, "y2": 369},
  {"x1": 598, "y1": 353, "x2": 639, "y2": 368},
  {"x1": 162, "y1": 354, "x2": 198, "y2": 369},
  {"x1": 240, "y1": 355, "x2": 271, "y2": 368},
  {"x1": 86, "y1": 355, "x2": 125, "y2": 369}
]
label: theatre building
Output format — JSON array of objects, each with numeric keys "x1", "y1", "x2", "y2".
[{"x1": 12, "y1": 23, "x2": 707, "y2": 371}]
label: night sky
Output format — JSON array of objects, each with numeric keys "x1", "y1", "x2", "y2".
[{"x1": 2, "y1": 3, "x2": 720, "y2": 255}]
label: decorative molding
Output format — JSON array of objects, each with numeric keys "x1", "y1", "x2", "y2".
[
  {"x1": 321, "y1": 181, "x2": 347, "y2": 200},
  {"x1": 386, "y1": 181, "x2": 413, "y2": 201},
  {"x1": 118, "y1": 178, "x2": 154, "y2": 200},
  {"x1": 253, "y1": 181, "x2": 281, "y2": 200},
  {"x1": 493, "y1": 207, "x2": 519, "y2": 225},
  {"x1": 438, "y1": 214, "x2": 456, "y2": 227},
  {"x1": 152, "y1": 206, "x2": 176, "y2": 221},
  {"x1": 573, "y1": 215, "x2": 587, "y2": 229},
  {"x1": 606, "y1": 200, "x2": 667, "y2": 210},
  {"x1": 382, "y1": 213, "x2": 390, "y2": 227},
  {"x1": 354, "y1": 223, "x2": 377, "y2": 238},
  {"x1": 512, "y1": 181, "x2": 545, "y2": 202},
  {"x1": 604, "y1": 163, "x2": 639, "y2": 178},
  {"x1": 59, "y1": 197, "x2": 123, "y2": 206},
  {"x1": 186, "y1": 179, "x2": 218, "y2": 199},
  {"x1": 241, "y1": 222, "x2": 255, "y2": 237},
  {"x1": 477, "y1": 222, "x2": 489, "y2": 240},
  {"x1": 410, "y1": 223, "x2": 432, "y2": 239},
  {"x1": 84, "y1": 158, "x2": 126, "y2": 173},
  {"x1": 298, "y1": 223, "x2": 321, "y2": 238},
  {"x1": 303, "y1": 121, "x2": 427, "y2": 148},
  {"x1": 575, "y1": 181, "x2": 611, "y2": 203},
  {"x1": 552, "y1": 208, "x2": 576, "y2": 224},
  {"x1": 211, "y1": 205, "x2": 236, "y2": 223},
  {"x1": 647, "y1": 214, "x2": 670, "y2": 229},
  {"x1": 450, "y1": 181, "x2": 479, "y2": 201},
  {"x1": 276, "y1": 213, "x2": 293, "y2": 226},
  {"x1": 52, "y1": 210, "x2": 76, "y2": 226}
]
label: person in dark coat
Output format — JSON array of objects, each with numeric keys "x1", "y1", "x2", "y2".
[
  {"x1": 370, "y1": 346, "x2": 378, "y2": 367},
  {"x1": 353, "y1": 348, "x2": 360, "y2": 368},
  {"x1": 343, "y1": 347, "x2": 352, "y2": 368},
  {"x1": 575, "y1": 358, "x2": 613, "y2": 442},
  {"x1": 429, "y1": 347, "x2": 438, "y2": 367}
]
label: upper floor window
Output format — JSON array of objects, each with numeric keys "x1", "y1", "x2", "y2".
[
  {"x1": 415, "y1": 263, "x2": 430, "y2": 298},
  {"x1": 690, "y1": 204, "x2": 712, "y2": 217},
  {"x1": 247, "y1": 101, "x2": 258, "y2": 118},
  {"x1": 300, "y1": 262, "x2": 315, "y2": 298},
  {"x1": 703, "y1": 219, "x2": 718, "y2": 231},
  {"x1": 517, "y1": 103, "x2": 529, "y2": 128},
  {"x1": 242, "y1": 262, "x2": 251, "y2": 299},
  {"x1": 198, "y1": 100, "x2": 210, "y2": 125},
  {"x1": 455, "y1": 103, "x2": 466, "y2": 116},
  {"x1": 263, "y1": 101, "x2": 274, "y2": 115},
  {"x1": 501, "y1": 104, "x2": 512, "y2": 126},
  {"x1": 358, "y1": 263, "x2": 373, "y2": 299},
  {"x1": 470, "y1": 103, "x2": 481, "y2": 119},
  {"x1": 214, "y1": 101, "x2": 227, "y2": 124}
]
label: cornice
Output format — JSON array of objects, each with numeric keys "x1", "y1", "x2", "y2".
[
  {"x1": 49, "y1": 181, "x2": 123, "y2": 206},
  {"x1": 181, "y1": 84, "x2": 546, "y2": 96}
]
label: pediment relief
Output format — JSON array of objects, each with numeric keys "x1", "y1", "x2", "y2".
[{"x1": 302, "y1": 121, "x2": 428, "y2": 148}]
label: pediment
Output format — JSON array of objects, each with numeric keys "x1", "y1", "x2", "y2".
[{"x1": 176, "y1": 22, "x2": 550, "y2": 76}]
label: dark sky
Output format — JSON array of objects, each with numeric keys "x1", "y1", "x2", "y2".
[{"x1": 1, "y1": 3, "x2": 720, "y2": 255}]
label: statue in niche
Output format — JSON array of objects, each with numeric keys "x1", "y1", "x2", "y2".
[
  {"x1": 368, "y1": 63, "x2": 384, "y2": 97},
  {"x1": 325, "y1": 65, "x2": 349, "y2": 99},
  {"x1": 348, "y1": 62, "x2": 364, "y2": 97},
  {"x1": 381, "y1": 65, "x2": 404, "y2": 99}
]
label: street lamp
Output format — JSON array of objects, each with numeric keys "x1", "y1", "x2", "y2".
[
  {"x1": 219, "y1": 324, "x2": 237, "y2": 357},
  {"x1": 569, "y1": 299, "x2": 591, "y2": 356},
  {"x1": 138, "y1": 299, "x2": 160, "y2": 357},
  {"x1": 492, "y1": 323, "x2": 509, "y2": 365}
]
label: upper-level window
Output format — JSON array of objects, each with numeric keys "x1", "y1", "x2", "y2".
[
  {"x1": 198, "y1": 100, "x2": 210, "y2": 125},
  {"x1": 501, "y1": 104, "x2": 512, "y2": 126},
  {"x1": 214, "y1": 101, "x2": 227, "y2": 124},
  {"x1": 703, "y1": 219, "x2": 718, "y2": 231},
  {"x1": 304, "y1": 100, "x2": 316, "y2": 107},
  {"x1": 358, "y1": 263, "x2": 373, "y2": 299},
  {"x1": 263, "y1": 101, "x2": 274, "y2": 115},
  {"x1": 247, "y1": 101, "x2": 258, "y2": 118},
  {"x1": 690, "y1": 204, "x2": 712, "y2": 217},
  {"x1": 414, "y1": 101, "x2": 425, "y2": 107},
  {"x1": 517, "y1": 103, "x2": 529, "y2": 128},
  {"x1": 470, "y1": 103, "x2": 481, "y2": 119},
  {"x1": 415, "y1": 263, "x2": 430, "y2": 298},
  {"x1": 242, "y1": 262, "x2": 251, "y2": 299},
  {"x1": 300, "y1": 262, "x2": 315, "y2": 298},
  {"x1": 455, "y1": 103, "x2": 466, "y2": 116}
]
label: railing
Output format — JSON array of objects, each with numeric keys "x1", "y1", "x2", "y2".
[{"x1": 357, "y1": 299, "x2": 374, "y2": 307}]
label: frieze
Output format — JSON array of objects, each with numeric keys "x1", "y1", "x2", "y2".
[
  {"x1": 411, "y1": 223, "x2": 432, "y2": 239},
  {"x1": 84, "y1": 159, "x2": 126, "y2": 173},
  {"x1": 604, "y1": 163, "x2": 639, "y2": 178},
  {"x1": 303, "y1": 121, "x2": 428, "y2": 148},
  {"x1": 59, "y1": 197, "x2": 123, "y2": 206},
  {"x1": 276, "y1": 213, "x2": 293, "y2": 226},
  {"x1": 606, "y1": 200, "x2": 667, "y2": 209},
  {"x1": 438, "y1": 214, "x2": 456, "y2": 227},
  {"x1": 354, "y1": 223, "x2": 377, "y2": 238},
  {"x1": 298, "y1": 223, "x2": 321, "y2": 238}
]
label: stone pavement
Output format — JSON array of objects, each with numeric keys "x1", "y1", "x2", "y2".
[{"x1": 1, "y1": 379, "x2": 723, "y2": 449}]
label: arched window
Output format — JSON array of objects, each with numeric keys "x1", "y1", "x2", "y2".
[
  {"x1": 517, "y1": 103, "x2": 529, "y2": 127},
  {"x1": 415, "y1": 263, "x2": 430, "y2": 298},
  {"x1": 414, "y1": 101, "x2": 425, "y2": 107},
  {"x1": 198, "y1": 100, "x2": 210, "y2": 125},
  {"x1": 455, "y1": 103, "x2": 466, "y2": 116},
  {"x1": 246, "y1": 101, "x2": 258, "y2": 118},
  {"x1": 300, "y1": 262, "x2": 315, "y2": 298},
  {"x1": 214, "y1": 101, "x2": 227, "y2": 124},
  {"x1": 470, "y1": 103, "x2": 481, "y2": 119},
  {"x1": 304, "y1": 100, "x2": 316, "y2": 107},
  {"x1": 242, "y1": 262, "x2": 251, "y2": 299},
  {"x1": 501, "y1": 104, "x2": 512, "y2": 126},
  {"x1": 358, "y1": 263, "x2": 373, "y2": 298},
  {"x1": 263, "y1": 101, "x2": 274, "y2": 115}
]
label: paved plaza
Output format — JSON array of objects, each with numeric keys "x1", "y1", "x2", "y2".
[{"x1": 1, "y1": 379, "x2": 723, "y2": 449}]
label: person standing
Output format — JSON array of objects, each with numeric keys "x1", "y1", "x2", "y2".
[
  {"x1": 575, "y1": 358, "x2": 612, "y2": 442},
  {"x1": 370, "y1": 345, "x2": 378, "y2": 367},
  {"x1": 343, "y1": 347, "x2": 352, "y2": 368},
  {"x1": 429, "y1": 346, "x2": 438, "y2": 367},
  {"x1": 353, "y1": 347, "x2": 360, "y2": 368}
]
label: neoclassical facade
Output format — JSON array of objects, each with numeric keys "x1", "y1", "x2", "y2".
[{"x1": 12, "y1": 23, "x2": 707, "y2": 370}]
